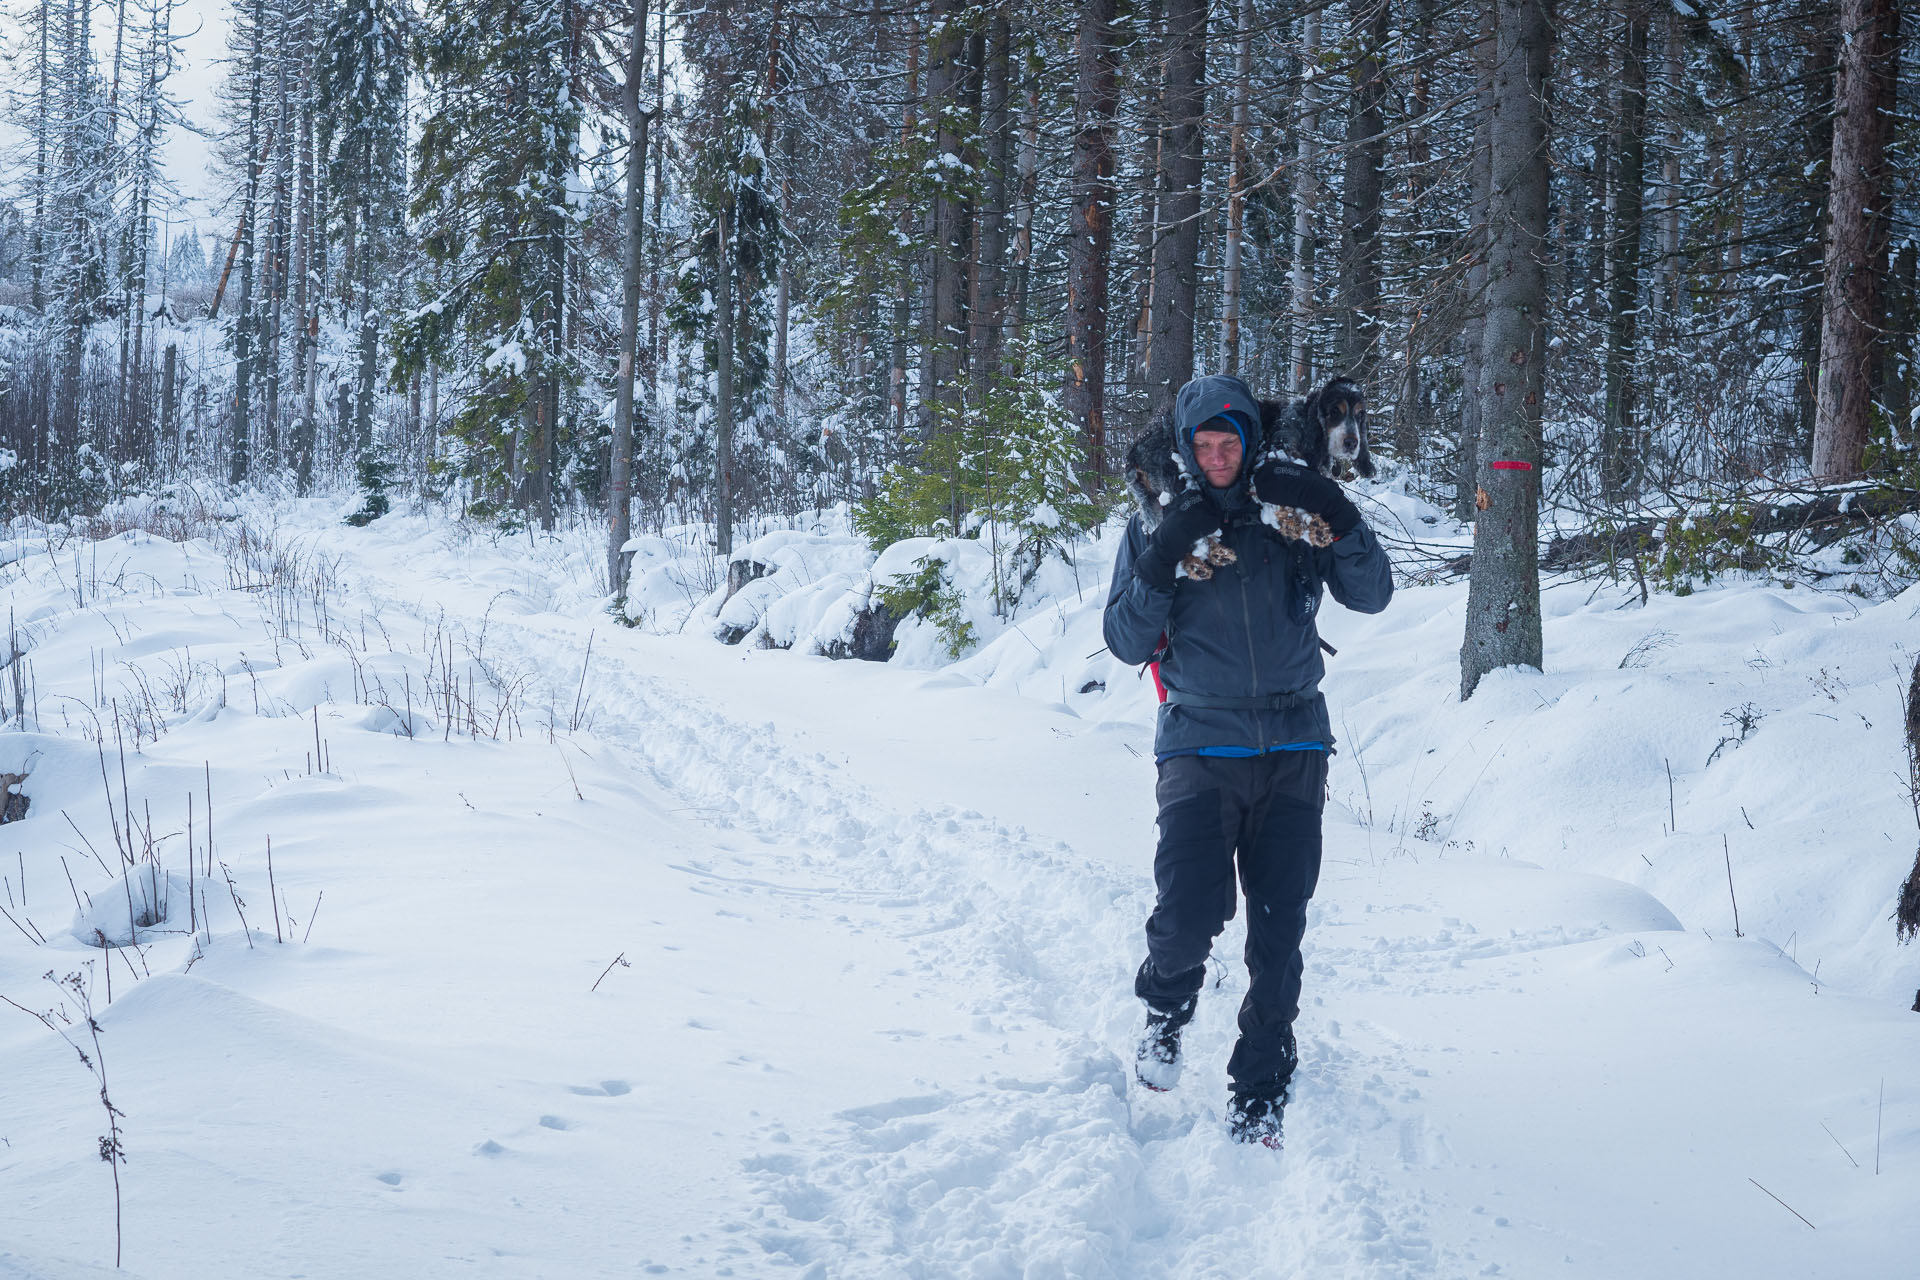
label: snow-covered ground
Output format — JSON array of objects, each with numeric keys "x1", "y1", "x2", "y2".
[{"x1": 2, "y1": 492, "x2": 1917, "y2": 1278}]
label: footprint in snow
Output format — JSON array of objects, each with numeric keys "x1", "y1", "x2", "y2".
[{"x1": 567, "y1": 1079, "x2": 632, "y2": 1097}]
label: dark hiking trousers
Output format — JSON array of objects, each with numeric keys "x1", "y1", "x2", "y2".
[{"x1": 1134, "y1": 750, "x2": 1327, "y2": 1092}]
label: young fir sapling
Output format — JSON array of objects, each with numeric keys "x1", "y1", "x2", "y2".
[{"x1": 1894, "y1": 655, "x2": 1920, "y2": 1012}]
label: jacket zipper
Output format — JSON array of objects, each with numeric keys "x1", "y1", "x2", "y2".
[{"x1": 1235, "y1": 544, "x2": 1266, "y2": 752}]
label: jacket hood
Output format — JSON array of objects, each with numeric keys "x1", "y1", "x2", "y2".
[{"x1": 1173, "y1": 374, "x2": 1261, "y2": 496}]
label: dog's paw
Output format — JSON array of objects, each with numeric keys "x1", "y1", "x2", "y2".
[
  {"x1": 1177, "y1": 555, "x2": 1214, "y2": 582},
  {"x1": 1187, "y1": 534, "x2": 1234, "y2": 570},
  {"x1": 1259, "y1": 503, "x2": 1332, "y2": 547},
  {"x1": 1259, "y1": 503, "x2": 1305, "y2": 540}
]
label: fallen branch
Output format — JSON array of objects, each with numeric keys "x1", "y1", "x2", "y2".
[{"x1": 1436, "y1": 485, "x2": 1920, "y2": 577}]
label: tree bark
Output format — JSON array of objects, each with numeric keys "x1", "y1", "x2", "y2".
[
  {"x1": 1144, "y1": 0, "x2": 1207, "y2": 415},
  {"x1": 763, "y1": 2, "x2": 790, "y2": 424},
  {"x1": 1455, "y1": 4, "x2": 1494, "y2": 521},
  {"x1": 1795, "y1": 19, "x2": 1838, "y2": 455},
  {"x1": 920, "y1": 0, "x2": 967, "y2": 449},
  {"x1": 1218, "y1": 0, "x2": 1251, "y2": 377},
  {"x1": 1009, "y1": 54, "x2": 1039, "y2": 347},
  {"x1": 264, "y1": 36, "x2": 291, "y2": 468},
  {"x1": 292, "y1": 6, "x2": 316, "y2": 494},
  {"x1": 230, "y1": 0, "x2": 267, "y2": 485},
  {"x1": 969, "y1": 3, "x2": 1010, "y2": 393},
  {"x1": 1128, "y1": 0, "x2": 1163, "y2": 394},
  {"x1": 1461, "y1": 0, "x2": 1552, "y2": 701},
  {"x1": 715, "y1": 200, "x2": 735, "y2": 557},
  {"x1": 30, "y1": 1, "x2": 49, "y2": 312},
  {"x1": 1065, "y1": 0, "x2": 1119, "y2": 483},
  {"x1": 1812, "y1": 0, "x2": 1899, "y2": 481},
  {"x1": 1289, "y1": 7, "x2": 1323, "y2": 393},
  {"x1": 610, "y1": 0, "x2": 649, "y2": 593},
  {"x1": 1601, "y1": 0, "x2": 1647, "y2": 504},
  {"x1": 1339, "y1": 0, "x2": 1389, "y2": 385},
  {"x1": 889, "y1": 15, "x2": 920, "y2": 438}
]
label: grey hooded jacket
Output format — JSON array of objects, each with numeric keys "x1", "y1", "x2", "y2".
[{"x1": 1103, "y1": 394, "x2": 1394, "y2": 758}]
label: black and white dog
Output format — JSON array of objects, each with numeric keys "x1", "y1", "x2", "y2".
[
  {"x1": 1124, "y1": 377, "x2": 1373, "y2": 578},
  {"x1": 1260, "y1": 376, "x2": 1374, "y2": 483}
]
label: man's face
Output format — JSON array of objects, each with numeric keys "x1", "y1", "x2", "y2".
[{"x1": 1191, "y1": 427, "x2": 1244, "y2": 488}]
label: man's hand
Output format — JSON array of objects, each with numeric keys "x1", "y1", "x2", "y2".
[
  {"x1": 1251, "y1": 459, "x2": 1361, "y2": 537},
  {"x1": 1134, "y1": 489, "x2": 1219, "y2": 590}
]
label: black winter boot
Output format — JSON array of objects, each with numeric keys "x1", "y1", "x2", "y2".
[
  {"x1": 1133, "y1": 1002, "x2": 1193, "y2": 1092},
  {"x1": 1226, "y1": 1085, "x2": 1288, "y2": 1148}
]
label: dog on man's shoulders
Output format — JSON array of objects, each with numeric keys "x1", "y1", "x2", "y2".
[{"x1": 1123, "y1": 376, "x2": 1373, "y2": 581}]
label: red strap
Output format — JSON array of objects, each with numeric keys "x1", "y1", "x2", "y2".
[{"x1": 1150, "y1": 661, "x2": 1166, "y2": 704}]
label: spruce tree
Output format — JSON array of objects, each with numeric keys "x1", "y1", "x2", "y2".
[
  {"x1": 402, "y1": 0, "x2": 582, "y2": 527},
  {"x1": 319, "y1": 0, "x2": 408, "y2": 515},
  {"x1": 667, "y1": 0, "x2": 782, "y2": 555}
]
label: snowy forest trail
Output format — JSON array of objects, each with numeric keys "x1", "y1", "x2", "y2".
[
  {"x1": 327, "y1": 516, "x2": 1918, "y2": 1279},
  {"x1": 2, "y1": 510, "x2": 1916, "y2": 1279}
]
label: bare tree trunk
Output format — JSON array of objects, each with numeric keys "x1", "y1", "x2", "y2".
[
  {"x1": 762, "y1": 2, "x2": 790, "y2": 425},
  {"x1": 921, "y1": 0, "x2": 967, "y2": 452},
  {"x1": 1456, "y1": 4, "x2": 1494, "y2": 521},
  {"x1": 610, "y1": 0, "x2": 650, "y2": 593},
  {"x1": 969, "y1": 3, "x2": 1010, "y2": 391},
  {"x1": 1393, "y1": 0, "x2": 1438, "y2": 465},
  {"x1": 1812, "y1": 0, "x2": 1899, "y2": 481},
  {"x1": 774, "y1": 124, "x2": 792, "y2": 423},
  {"x1": 160, "y1": 341, "x2": 177, "y2": 447},
  {"x1": 30, "y1": 2, "x2": 49, "y2": 313},
  {"x1": 1727, "y1": 19, "x2": 1750, "y2": 276},
  {"x1": 1657, "y1": 9, "x2": 1683, "y2": 321},
  {"x1": 1794, "y1": 19, "x2": 1837, "y2": 455},
  {"x1": 1461, "y1": 0, "x2": 1552, "y2": 701},
  {"x1": 230, "y1": 0, "x2": 267, "y2": 485},
  {"x1": 264, "y1": 40, "x2": 292, "y2": 469},
  {"x1": 292, "y1": 1, "x2": 316, "y2": 494},
  {"x1": 1218, "y1": 0, "x2": 1251, "y2": 377},
  {"x1": 645, "y1": 0, "x2": 666, "y2": 438},
  {"x1": 1064, "y1": 0, "x2": 1119, "y2": 482},
  {"x1": 1009, "y1": 56, "x2": 1039, "y2": 346},
  {"x1": 1602, "y1": 0, "x2": 1648, "y2": 504},
  {"x1": 715, "y1": 200, "x2": 735, "y2": 557},
  {"x1": 1144, "y1": 0, "x2": 1206, "y2": 415},
  {"x1": 1288, "y1": 7, "x2": 1323, "y2": 393},
  {"x1": 889, "y1": 15, "x2": 920, "y2": 438},
  {"x1": 1339, "y1": 0, "x2": 1389, "y2": 384},
  {"x1": 1129, "y1": 0, "x2": 1163, "y2": 392}
]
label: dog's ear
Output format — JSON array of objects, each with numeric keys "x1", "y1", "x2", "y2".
[
  {"x1": 1255, "y1": 398, "x2": 1286, "y2": 454},
  {"x1": 1123, "y1": 431, "x2": 1161, "y2": 526},
  {"x1": 1126, "y1": 465, "x2": 1162, "y2": 528},
  {"x1": 1352, "y1": 434, "x2": 1376, "y2": 480},
  {"x1": 1297, "y1": 387, "x2": 1331, "y2": 474}
]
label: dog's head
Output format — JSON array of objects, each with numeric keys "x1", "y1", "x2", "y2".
[{"x1": 1307, "y1": 378, "x2": 1373, "y2": 480}]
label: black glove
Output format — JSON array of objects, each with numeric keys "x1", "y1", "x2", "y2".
[
  {"x1": 1251, "y1": 459, "x2": 1362, "y2": 537},
  {"x1": 1134, "y1": 489, "x2": 1220, "y2": 590}
]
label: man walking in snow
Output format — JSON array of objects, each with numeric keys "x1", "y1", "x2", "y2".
[{"x1": 1103, "y1": 373, "x2": 1394, "y2": 1147}]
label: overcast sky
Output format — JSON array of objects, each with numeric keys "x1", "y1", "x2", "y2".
[{"x1": 1, "y1": 0, "x2": 231, "y2": 245}]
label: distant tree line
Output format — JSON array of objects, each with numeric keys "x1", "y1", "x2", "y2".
[{"x1": 0, "y1": 0, "x2": 1914, "y2": 665}]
